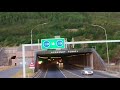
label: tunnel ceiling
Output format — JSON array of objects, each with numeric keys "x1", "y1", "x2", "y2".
[{"x1": 37, "y1": 48, "x2": 92, "y2": 57}]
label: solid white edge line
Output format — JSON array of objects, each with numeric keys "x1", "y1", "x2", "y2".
[
  {"x1": 93, "y1": 74, "x2": 107, "y2": 78},
  {"x1": 58, "y1": 68, "x2": 67, "y2": 78},
  {"x1": 44, "y1": 68, "x2": 48, "y2": 78},
  {"x1": 64, "y1": 69, "x2": 84, "y2": 78},
  {"x1": 70, "y1": 65, "x2": 108, "y2": 78}
]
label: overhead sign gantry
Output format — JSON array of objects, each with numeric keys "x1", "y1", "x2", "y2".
[
  {"x1": 41, "y1": 38, "x2": 65, "y2": 50},
  {"x1": 22, "y1": 39, "x2": 120, "y2": 78}
]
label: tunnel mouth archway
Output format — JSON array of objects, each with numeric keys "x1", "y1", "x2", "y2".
[
  {"x1": 8, "y1": 56, "x2": 16, "y2": 66},
  {"x1": 37, "y1": 48, "x2": 92, "y2": 57},
  {"x1": 11, "y1": 56, "x2": 16, "y2": 59},
  {"x1": 35, "y1": 48, "x2": 93, "y2": 72},
  {"x1": 9, "y1": 56, "x2": 17, "y2": 66},
  {"x1": 34, "y1": 48, "x2": 106, "y2": 72}
]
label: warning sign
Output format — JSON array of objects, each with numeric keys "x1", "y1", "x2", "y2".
[{"x1": 29, "y1": 62, "x2": 35, "y2": 69}]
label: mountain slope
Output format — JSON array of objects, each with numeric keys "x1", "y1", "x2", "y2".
[{"x1": 0, "y1": 12, "x2": 120, "y2": 62}]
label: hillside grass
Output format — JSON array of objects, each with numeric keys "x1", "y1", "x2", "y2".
[
  {"x1": 0, "y1": 66, "x2": 15, "y2": 71},
  {"x1": 0, "y1": 12, "x2": 120, "y2": 62}
]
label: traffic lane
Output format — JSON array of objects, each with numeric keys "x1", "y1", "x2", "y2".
[
  {"x1": 38, "y1": 63, "x2": 48, "y2": 78},
  {"x1": 0, "y1": 65, "x2": 22, "y2": 78},
  {"x1": 64, "y1": 65, "x2": 102, "y2": 78},
  {"x1": 63, "y1": 65, "x2": 106, "y2": 78},
  {"x1": 93, "y1": 71, "x2": 118, "y2": 78},
  {"x1": 64, "y1": 65, "x2": 103, "y2": 78},
  {"x1": 39, "y1": 67, "x2": 48, "y2": 78},
  {"x1": 66, "y1": 64, "x2": 117, "y2": 78},
  {"x1": 63, "y1": 65, "x2": 86, "y2": 78},
  {"x1": 45, "y1": 64, "x2": 65, "y2": 78},
  {"x1": 71, "y1": 64, "x2": 118, "y2": 78}
]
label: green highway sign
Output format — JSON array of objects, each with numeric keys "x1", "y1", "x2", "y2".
[{"x1": 41, "y1": 38, "x2": 65, "y2": 50}]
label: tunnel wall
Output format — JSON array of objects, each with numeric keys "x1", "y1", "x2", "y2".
[
  {"x1": 92, "y1": 49, "x2": 106, "y2": 71},
  {"x1": 65, "y1": 54, "x2": 87, "y2": 68},
  {"x1": 65, "y1": 50, "x2": 106, "y2": 71},
  {"x1": 35, "y1": 48, "x2": 107, "y2": 72}
]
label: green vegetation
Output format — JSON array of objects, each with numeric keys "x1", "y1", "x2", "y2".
[
  {"x1": 11, "y1": 67, "x2": 34, "y2": 78},
  {"x1": 0, "y1": 66, "x2": 15, "y2": 71},
  {"x1": 0, "y1": 12, "x2": 120, "y2": 62}
]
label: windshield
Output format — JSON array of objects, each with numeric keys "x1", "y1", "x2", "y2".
[{"x1": 84, "y1": 68, "x2": 92, "y2": 70}]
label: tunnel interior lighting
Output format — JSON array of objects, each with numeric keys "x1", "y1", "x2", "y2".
[{"x1": 38, "y1": 61, "x2": 43, "y2": 64}]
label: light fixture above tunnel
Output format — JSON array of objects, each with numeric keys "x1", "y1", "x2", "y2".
[
  {"x1": 50, "y1": 51, "x2": 66, "y2": 54},
  {"x1": 68, "y1": 50, "x2": 78, "y2": 53}
]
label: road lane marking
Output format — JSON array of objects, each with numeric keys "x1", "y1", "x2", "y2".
[
  {"x1": 71, "y1": 65, "x2": 109, "y2": 78},
  {"x1": 58, "y1": 68, "x2": 67, "y2": 78},
  {"x1": 64, "y1": 69, "x2": 84, "y2": 78},
  {"x1": 68, "y1": 65, "x2": 108, "y2": 78},
  {"x1": 44, "y1": 68, "x2": 48, "y2": 78},
  {"x1": 65, "y1": 65, "x2": 112, "y2": 78},
  {"x1": 91, "y1": 73, "x2": 108, "y2": 78}
]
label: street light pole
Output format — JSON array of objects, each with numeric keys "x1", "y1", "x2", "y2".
[
  {"x1": 30, "y1": 23, "x2": 47, "y2": 49},
  {"x1": 92, "y1": 24, "x2": 110, "y2": 68},
  {"x1": 30, "y1": 23, "x2": 47, "y2": 62},
  {"x1": 106, "y1": 34, "x2": 110, "y2": 65}
]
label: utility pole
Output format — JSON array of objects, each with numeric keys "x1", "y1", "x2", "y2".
[
  {"x1": 30, "y1": 23, "x2": 47, "y2": 62},
  {"x1": 92, "y1": 24, "x2": 110, "y2": 71}
]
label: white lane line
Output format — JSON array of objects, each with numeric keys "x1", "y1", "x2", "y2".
[
  {"x1": 58, "y1": 68, "x2": 67, "y2": 78},
  {"x1": 93, "y1": 73, "x2": 108, "y2": 78},
  {"x1": 70, "y1": 66, "x2": 107, "y2": 78},
  {"x1": 66, "y1": 65, "x2": 109, "y2": 78},
  {"x1": 44, "y1": 68, "x2": 48, "y2": 78},
  {"x1": 64, "y1": 69, "x2": 84, "y2": 78}
]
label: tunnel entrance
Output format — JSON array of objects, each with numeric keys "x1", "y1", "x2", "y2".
[
  {"x1": 34, "y1": 48, "x2": 106, "y2": 72},
  {"x1": 9, "y1": 56, "x2": 17, "y2": 66},
  {"x1": 11, "y1": 56, "x2": 16, "y2": 59},
  {"x1": 35, "y1": 48, "x2": 97, "y2": 72},
  {"x1": 65, "y1": 53, "x2": 92, "y2": 69}
]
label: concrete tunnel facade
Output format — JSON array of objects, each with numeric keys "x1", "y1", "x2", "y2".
[{"x1": 34, "y1": 48, "x2": 106, "y2": 72}]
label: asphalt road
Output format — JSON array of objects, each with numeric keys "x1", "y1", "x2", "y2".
[
  {"x1": 0, "y1": 65, "x2": 22, "y2": 78},
  {"x1": 37, "y1": 63, "x2": 118, "y2": 78},
  {"x1": 39, "y1": 63, "x2": 65, "y2": 78},
  {"x1": 63, "y1": 64, "x2": 118, "y2": 78}
]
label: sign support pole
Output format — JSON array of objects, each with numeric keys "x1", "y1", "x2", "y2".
[{"x1": 22, "y1": 44, "x2": 26, "y2": 78}]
